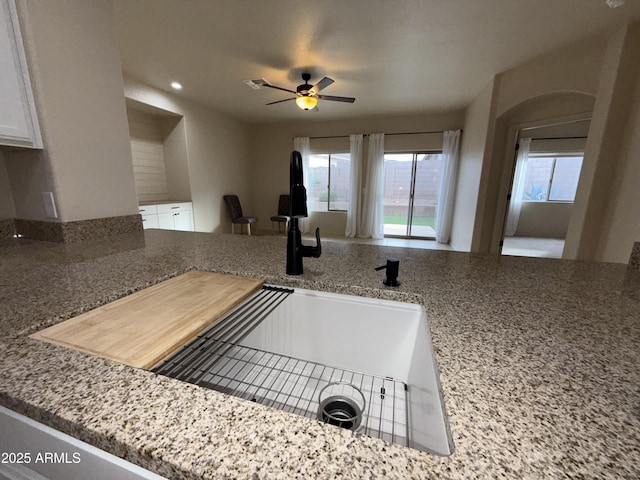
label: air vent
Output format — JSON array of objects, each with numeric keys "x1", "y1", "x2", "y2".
[{"x1": 243, "y1": 78, "x2": 268, "y2": 90}]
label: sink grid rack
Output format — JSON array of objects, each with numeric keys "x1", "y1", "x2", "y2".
[
  {"x1": 152, "y1": 285, "x2": 409, "y2": 447},
  {"x1": 159, "y1": 341, "x2": 408, "y2": 446}
]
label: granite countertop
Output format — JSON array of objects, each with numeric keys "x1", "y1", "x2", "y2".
[{"x1": 0, "y1": 230, "x2": 638, "y2": 479}]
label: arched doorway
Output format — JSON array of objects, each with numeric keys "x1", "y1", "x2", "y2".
[{"x1": 491, "y1": 92, "x2": 596, "y2": 258}]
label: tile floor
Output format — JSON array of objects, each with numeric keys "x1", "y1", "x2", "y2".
[
  {"x1": 304, "y1": 233, "x2": 454, "y2": 251},
  {"x1": 501, "y1": 236, "x2": 565, "y2": 259},
  {"x1": 297, "y1": 230, "x2": 565, "y2": 259}
]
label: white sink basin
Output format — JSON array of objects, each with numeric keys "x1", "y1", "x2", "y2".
[
  {"x1": 155, "y1": 286, "x2": 454, "y2": 456},
  {"x1": 235, "y1": 288, "x2": 453, "y2": 455}
]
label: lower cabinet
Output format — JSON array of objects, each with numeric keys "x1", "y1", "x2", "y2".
[
  {"x1": 139, "y1": 202, "x2": 194, "y2": 231},
  {"x1": 141, "y1": 214, "x2": 159, "y2": 229},
  {"x1": 0, "y1": 406, "x2": 167, "y2": 480}
]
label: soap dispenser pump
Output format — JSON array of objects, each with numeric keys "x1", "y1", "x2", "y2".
[{"x1": 375, "y1": 258, "x2": 401, "y2": 287}]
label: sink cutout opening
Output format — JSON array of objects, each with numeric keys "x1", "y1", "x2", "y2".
[{"x1": 153, "y1": 286, "x2": 453, "y2": 456}]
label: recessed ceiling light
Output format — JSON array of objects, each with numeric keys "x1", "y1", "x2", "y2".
[{"x1": 170, "y1": 82, "x2": 183, "y2": 90}]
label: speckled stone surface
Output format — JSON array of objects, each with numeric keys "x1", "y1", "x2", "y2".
[
  {"x1": 623, "y1": 242, "x2": 640, "y2": 301},
  {"x1": 14, "y1": 214, "x2": 143, "y2": 243},
  {"x1": 1, "y1": 230, "x2": 639, "y2": 479},
  {"x1": 629, "y1": 242, "x2": 640, "y2": 270},
  {"x1": 0, "y1": 218, "x2": 14, "y2": 238}
]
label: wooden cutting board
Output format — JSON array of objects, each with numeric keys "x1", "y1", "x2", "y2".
[{"x1": 30, "y1": 271, "x2": 263, "y2": 369}]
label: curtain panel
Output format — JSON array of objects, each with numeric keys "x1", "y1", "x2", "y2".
[
  {"x1": 360, "y1": 133, "x2": 385, "y2": 239},
  {"x1": 345, "y1": 134, "x2": 363, "y2": 237},
  {"x1": 435, "y1": 130, "x2": 461, "y2": 244},
  {"x1": 505, "y1": 137, "x2": 532, "y2": 237}
]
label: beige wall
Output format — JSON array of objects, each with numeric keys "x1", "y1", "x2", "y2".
[
  {"x1": 123, "y1": 78, "x2": 252, "y2": 233},
  {"x1": 566, "y1": 21, "x2": 640, "y2": 263},
  {"x1": 591, "y1": 23, "x2": 640, "y2": 263},
  {"x1": 597, "y1": 72, "x2": 640, "y2": 262},
  {"x1": 5, "y1": 0, "x2": 138, "y2": 222},
  {"x1": 469, "y1": 30, "x2": 606, "y2": 255},
  {"x1": 452, "y1": 79, "x2": 497, "y2": 252},
  {"x1": 0, "y1": 153, "x2": 16, "y2": 218},
  {"x1": 515, "y1": 202, "x2": 573, "y2": 238},
  {"x1": 495, "y1": 33, "x2": 606, "y2": 118},
  {"x1": 249, "y1": 111, "x2": 464, "y2": 236},
  {"x1": 161, "y1": 116, "x2": 190, "y2": 202}
]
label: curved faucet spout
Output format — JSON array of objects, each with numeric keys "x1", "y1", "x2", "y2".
[{"x1": 301, "y1": 228, "x2": 322, "y2": 258}]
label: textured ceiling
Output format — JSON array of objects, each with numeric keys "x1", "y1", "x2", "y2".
[{"x1": 112, "y1": 0, "x2": 640, "y2": 123}]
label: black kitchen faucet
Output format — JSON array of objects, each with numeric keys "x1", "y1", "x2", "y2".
[{"x1": 286, "y1": 150, "x2": 321, "y2": 275}]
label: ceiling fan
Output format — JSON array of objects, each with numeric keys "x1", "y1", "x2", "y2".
[{"x1": 262, "y1": 73, "x2": 355, "y2": 111}]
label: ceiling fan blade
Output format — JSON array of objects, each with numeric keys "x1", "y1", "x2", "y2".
[
  {"x1": 316, "y1": 94, "x2": 356, "y2": 103},
  {"x1": 309, "y1": 77, "x2": 334, "y2": 95},
  {"x1": 262, "y1": 83, "x2": 297, "y2": 94},
  {"x1": 266, "y1": 98, "x2": 297, "y2": 105},
  {"x1": 312, "y1": 105, "x2": 319, "y2": 112}
]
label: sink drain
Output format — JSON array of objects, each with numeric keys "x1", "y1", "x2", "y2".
[{"x1": 317, "y1": 382, "x2": 366, "y2": 431}]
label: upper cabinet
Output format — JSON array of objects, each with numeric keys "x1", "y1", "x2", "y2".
[{"x1": 0, "y1": 0, "x2": 42, "y2": 149}]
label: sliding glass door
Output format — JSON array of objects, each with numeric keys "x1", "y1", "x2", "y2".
[{"x1": 383, "y1": 152, "x2": 442, "y2": 238}]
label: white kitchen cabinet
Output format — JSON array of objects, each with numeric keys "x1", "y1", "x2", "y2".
[
  {"x1": 141, "y1": 214, "x2": 159, "y2": 229},
  {"x1": 172, "y1": 210, "x2": 193, "y2": 231},
  {"x1": 139, "y1": 202, "x2": 193, "y2": 231},
  {"x1": 157, "y1": 212, "x2": 174, "y2": 230},
  {"x1": 0, "y1": 0, "x2": 42, "y2": 149},
  {"x1": 138, "y1": 205, "x2": 158, "y2": 216},
  {"x1": 0, "y1": 406, "x2": 167, "y2": 480},
  {"x1": 157, "y1": 210, "x2": 193, "y2": 231}
]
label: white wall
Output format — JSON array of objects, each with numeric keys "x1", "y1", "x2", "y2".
[
  {"x1": 5, "y1": 0, "x2": 138, "y2": 222},
  {"x1": 123, "y1": 77, "x2": 252, "y2": 233},
  {"x1": 566, "y1": 21, "x2": 640, "y2": 263},
  {"x1": 593, "y1": 24, "x2": 640, "y2": 263},
  {"x1": 451, "y1": 79, "x2": 497, "y2": 251},
  {"x1": 249, "y1": 112, "x2": 464, "y2": 236}
]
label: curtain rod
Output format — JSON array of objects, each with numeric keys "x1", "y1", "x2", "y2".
[{"x1": 300, "y1": 129, "x2": 460, "y2": 140}]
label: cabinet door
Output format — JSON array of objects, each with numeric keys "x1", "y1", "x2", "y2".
[
  {"x1": 138, "y1": 205, "x2": 158, "y2": 215},
  {"x1": 0, "y1": 0, "x2": 42, "y2": 148},
  {"x1": 157, "y1": 212, "x2": 174, "y2": 230},
  {"x1": 141, "y1": 214, "x2": 159, "y2": 229},
  {"x1": 173, "y1": 211, "x2": 194, "y2": 231}
]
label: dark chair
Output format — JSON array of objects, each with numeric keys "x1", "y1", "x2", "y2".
[
  {"x1": 223, "y1": 195, "x2": 258, "y2": 235},
  {"x1": 270, "y1": 194, "x2": 290, "y2": 234}
]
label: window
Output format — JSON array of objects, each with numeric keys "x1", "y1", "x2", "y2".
[
  {"x1": 307, "y1": 153, "x2": 351, "y2": 212},
  {"x1": 383, "y1": 151, "x2": 442, "y2": 238},
  {"x1": 522, "y1": 154, "x2": 583, "y2": 202}
]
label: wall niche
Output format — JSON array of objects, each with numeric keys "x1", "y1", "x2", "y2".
[{"x1": 125, "y1": 99, "x2": 190, "y2": 205}]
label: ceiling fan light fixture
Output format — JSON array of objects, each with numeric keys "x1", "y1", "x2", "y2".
[{"x1": 296, "y1": 95, "x2": 317, "y2": 110}]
